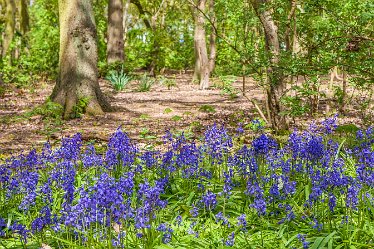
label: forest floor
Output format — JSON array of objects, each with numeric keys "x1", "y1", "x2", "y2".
[{"x1": 0, "y1": 72, "x2": 371, "y2": 157}]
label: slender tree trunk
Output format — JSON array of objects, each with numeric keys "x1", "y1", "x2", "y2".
[
  {"x1": 123, "y1": 0, "x2": 130, "y2": 46},
  {"x1": 2, "y1": 0, "x2": 15, "y2": 61},
  {"x1": 208, "y1": 0, "x2": 216, "y2": 74},
  {"x1": 252, "y1": 0, "x2": 287, "y2": 131},
  {"x1": 19, "y1": 0, "x2": 29, "y2": 34},
  {"x1": 192, "y1": 45, "x2": 201, "y2": 83},
  {"x1": 285, "y1": 0, "x2": 296, "y2": 52},
  {"x1": 340, "y1": 69, "x2": 347, "y2": 114},
  {"x1": 193, "y1": 0, "x2": 210, "y2": 89},
  {"x1": 107, "y1": 0, "x2": 124, "y2": 64},
  {"x1": 51, "y1": 0, "x2": 111, "y2": 119},
  {"x1": 149, "y1": 16, "x2": 159, "y2": 77}
]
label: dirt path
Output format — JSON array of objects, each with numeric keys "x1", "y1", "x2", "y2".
[
  {"x1": 0, "y1": 74, "x2": 264, "y2": 156},
  {"x1": 0, "y1": 73, "x2": 371, "y2": 157}
]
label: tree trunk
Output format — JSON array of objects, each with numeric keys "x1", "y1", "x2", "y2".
[
  {"x1": 51, "y1": 0, "x2": 111, "y2": 119},
  {"x1": 193, "y1": 0, "x2": 210, "y2": 89},
  {"x1": 19, "y1": 0, "x2": 29, "y2": 34},
  {"x1": 107, "y1": 0, "x2": 124, "y2": 64},
  {"x1": 123, "y1": 0, "x2": 130, "y2": 46},
  {"x1": 285, "y1": 0, "x2": 296, "y2": 52},
  {"x1": 208, "y1": 0, "x2": 216, "y2": 74},
  {"x1": 340, "y1": 69, "x2": 347, "y2": 114},
  {"x1": 252, "y1": 0, "x2": 287, "y2": 131},
  {"x1": 2, "y1": 0, "x2": 15, "y2": 60}
]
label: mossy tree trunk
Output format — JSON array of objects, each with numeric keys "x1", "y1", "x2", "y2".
[
  {"x1": 252, "y1": 0, "x2": 288, "y2": 131},
  {"x1": 19, "y1": 0, "x2": 29, "y2": 34},
  {"x1": 2, "y1": 0, "x2": 15, "y2": 61},
  {"x1": 107, "y1": 0, "x2": 124, "y2": 64},
  {"x1": 51, "y1": 0, "x2": 111, "y2": 119}
]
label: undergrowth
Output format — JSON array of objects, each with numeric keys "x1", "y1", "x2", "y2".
[{"x1": 0, "y1": 116, "x2": 373, "y2": 248}]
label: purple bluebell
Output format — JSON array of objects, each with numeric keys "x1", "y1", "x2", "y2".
[
  {"x1": 224, "y1": 232, "x2": 235, "y2": 247},
  {"x1": 201, "y1": 191, "x2": 217, "y2": 210},
  {"x1": 251, "y1": 134, "x2": 277, "y2": 155}
]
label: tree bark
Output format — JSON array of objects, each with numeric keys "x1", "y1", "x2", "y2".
[
  {"x1": 107, "y1": 0, "x2": 124, "y2": 64},
  {"x1": 208, "y1": 0, "x2": 216, "y2": 74},
  {"x1": 340, "y1": 69, "x2": 347, "y2": 114},
  {"x1": 19, "y1": 0, "x2": 29, "y2": 34},
  {"x1": 123, "y1": 0, "x2": 130, "y2": 46},
  {"x1": 131, "y1": 0, "x2": 151, "y2": 29},
  {"x1": 252, "y1": 0, "x2": 287, "y2": 131},
  {"x1": 51, "y1": 0, "x2": 111, "y2": 119},
  {"x1": 2, "y1": 0, "x2": 15, "y2": 60},
  {"x1": 193, "y1": 0, "x2": 210, "y2": 89},
  {"x1": 285, "y1": 0, "x2": 296, "y2": 52}
]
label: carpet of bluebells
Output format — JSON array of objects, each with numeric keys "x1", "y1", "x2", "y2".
[{"x1": 0, "y1": 117, "x2": 373, "y2": 248}]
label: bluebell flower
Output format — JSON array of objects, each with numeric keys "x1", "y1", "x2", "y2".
[
  {"x1": 82, "y1": 144, "x2": 103, "y2": 167},
  {"x1": 106, "y1": 127, "x2": 137, "y2": 168},
  {"x1": 56, "y1": 133, "x2": 82, "y2": 161},
  {"x1": 346, "y1": 183, "x2": 361, "y2": 210},
  {"x1": 321, "y1": 114, "x2": 338, "y2": 134},
  {"x1": 297, "y1": 234, "x2": 310, "y2": 249},
  {"x1": 0, "y1": 217, "x2": 6, "y2": 237},
  {"x1": 10, "y1": 221, "x2": 29, "y2": 244},
  {"x1": 236, "y1": 123, "x2": 244, "y2": 135},
  {"x1": 190, "y1": 205, "x2": 199, "y2": 217},
  {"x1": 328, "y1": 193, "x2": 337, "y2": 212},
  {"x1": 175, "y1": 215, "x2": 182, "y2": 226},
  {"x1": 215, "y1": 212, "x2": 229, "y2": 226},
  {"x1": 203, "y1": 124, "x2": 233, "y2": 162},
  {"x1": 237, "y1": 214, "x2": 247, "y2": 230},
  {"x1": 252, "y1": 134, "x2": 277, "y2": 155},
  {"x1": 224, "y1": 232, "x2": 235, "y2": 247},
  {"x1": 269, "y1": 183, "x2": 280, "y2": 198},
  {"x1": 201, "y1": 191, "x2": 217, "y2": 210},
  {"x1": 162, "y1": 232, "x2": 172, "y2": 244}
]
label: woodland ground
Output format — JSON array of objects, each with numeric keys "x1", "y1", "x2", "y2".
[{"x1": 0, "y1": 72, "x2": 370, "y2": 157}]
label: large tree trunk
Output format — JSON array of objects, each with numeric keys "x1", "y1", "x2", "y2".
[
  {"x1": 252, "y1": 0, "x2": 287, "y2": 131},
  {"x1": 2, "y1": 0, "x2": 15, "y2": 61},
  {"x1": 193, "y1": 0, "x2": 210, "y2": 89},
  {"x1": 51, "y1": 0, "x2": 111, "y2": 119},
  {"x1": 107, "y1": 0, "x2": 124, "y2": 64}
]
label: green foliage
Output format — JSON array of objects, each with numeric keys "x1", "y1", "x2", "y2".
[
  {"x1": 281, "y1": 78, "x2": 324, "y2": 118},
  {"x1": 171, "y1": 115, "x2": 182, "y2": 122},
  {"x1": 27, "y1": 99, "x2": 63, "y2": 121},
  {"x1": 246, "y1": 118, "x2": 266, "y2": 132},
  {"x1": 139, "y1": 114, "x2": 150, "y2": 120},
  {"x1": 281, "y1": 95, "x2": 310, "y2": 118},
  {"x1": 2, "y1": 121, "x2": 374, "y2": 248},
  {"x1": 139, "y1": 127, "x2": 157, "y2": 140},
  {"x1": 157, "y1": 75, "x2": 177, "y2": 90},
  {"x1": 0, "y1": 86, "x2": 5, "y2": 98},
  {"x1": 71, "y1": 97, "x2": 90, "y2": 119},
  {"x1": 105, "y1": 66, "x2": 132, "y2": 91},
  {"x1": 213, "y1": 75, "x2": 239, "y2": 99},
  {"x1": 137, "y1": 73, "x2": 155, "y2": 92},
  {"x1": 0, "y1": 63, "x2": 33, "y2": 87},
  {"x1": 25, "y1": 99, "x2": 64, "y2": 137},
  {"x1": 199, "y1": 105, "x2": 216, "y2": 113},
  {"x1": 163, "y1": 108, "x2": 173, "y2": 114},
  {"x1": 333, "y1": 86, "x2": 344, "y2": 105}
]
